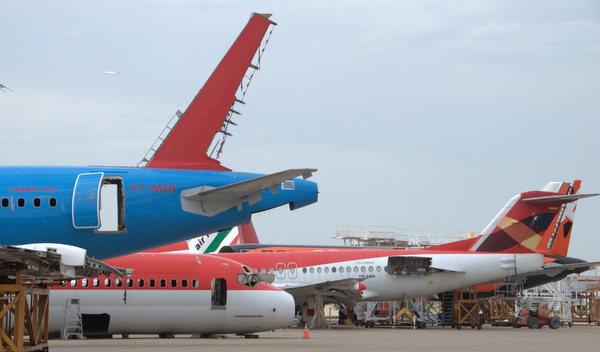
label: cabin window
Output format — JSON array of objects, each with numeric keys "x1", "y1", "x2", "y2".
[
  {"x1": 115, "y1": 279, "x2": 123, "y2": 288},
  {"x1": 127, "y1": 279, "x2": 133, "y2": 288},
  {"x1": 317, "y1": 267, "x2": 322, "y2": 274},
  {"x1": 192, "y1": 279, "x2": 199, "y2": 288},
  {"x1": 33, "y1": 198, "x2": 41, "y2": 208},
  {"x1": 369, "y1": 266, "x2": 374, "y2": 273},
  {"x1": 339, "y1": 267, "x2": 344, "y2": 273},
  {"x1": 181, "y1": 279, "x2": 188, "y2": 288},
  {"x1": 17, "y1": 198, "x2": 25, "y2": 208},
  {"x1": 346, "y1": 266, "x2": 351, "y2": 273},
  {"x1": 302, "y1": 268, "x2": 307, "y2": 274},
  {"x1": 160, "y1": 279, "x2": 166, "y2": 288},
  {"x1": 82, "y1": 279, "x2": 88, "y2": 288},
  {"x1": 332, "y1": 267, "x2": 336, "y2": 273},
  {"x1": 354, "y1": 267, "x2": 359, "y2": 273},
  {"x1": 211, "y1": 278, "x2": 227, "y2": 308},
  {"x1": 149, "y1": 279, "x2": 156, "y2": 288},
  {"x1": 171, "y1": 279, "x2": 177, "y2": 288},
  {"x1": 70, "y1": 280, "x2": 77, "y2": 288},
  {"x1": 138, "y1": 279, "x2": 145, "y2": 288},
  {"x1": 361, "y1": 266, "x2": 366, "y2": 273},
  {"x1": 49, "y1": 198, "x2": 57, "y2": 207},
  {"x1": 1, "y1": 198, "x2": 9, "y2": 208},
  {"x1": 104, "y1": 279, "x2": 111, "y2": 287},
  {"x1": 309, "y1": 268, "x2": 314, "y2": 274},
  {"x1": 93, "y1": 279, "x2": 100, "y2": 287},
  {"x1": 376, "y1": 266, "x2": 382, "y2": 272},
  {"x1": 59, "y1": 281, "x2": 67, "y2": 288}
]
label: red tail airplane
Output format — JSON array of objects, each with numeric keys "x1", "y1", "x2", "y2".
[{"x1": 220, "y1": 181, "x2": 599, "y2": 301}]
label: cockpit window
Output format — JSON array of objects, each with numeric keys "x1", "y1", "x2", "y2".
[{"x1": 237, "y1": 272, "x2": 266, "y2": 289}]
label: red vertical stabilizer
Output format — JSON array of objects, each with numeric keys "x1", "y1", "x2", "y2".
[
  {"x1": 147, "y1": 13, "x2": 276, "y2": 171},
  {"x1": 239, "y1": 222, "x2": 260, "y2": 244}
]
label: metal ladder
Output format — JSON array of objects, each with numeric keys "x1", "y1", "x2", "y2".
[{"x1": 61, "y1": 298, "x2": 85, "y2": 340}]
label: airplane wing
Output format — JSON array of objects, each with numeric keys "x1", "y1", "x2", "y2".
[
  {"x1": 181, "y1": 169, "x2": 316, "y2": 216},
  {"x1": 0, "y1": 244, "x2": 125, "y2": 281},
  {"x1": 280, "y1": 277, "x2": 367, "y2": 309}
]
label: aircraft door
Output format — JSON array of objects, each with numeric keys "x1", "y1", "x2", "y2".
[
  {"x1": 97, "y1": 176, "x2": 126, "y2": 233},
  {"x1": 211, "y1": 278, "x2": 227, "y2": 308},
  {"x1": 72, "y1": 173, "x2": 103, "y2": 229}
]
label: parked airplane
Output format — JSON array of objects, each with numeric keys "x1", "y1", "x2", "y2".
[
  {"x1": 50, "y1": 253, "x2": 295, "y2": 336},
  {"x1": 209, "y1": 181, "x2": 596, "y2": 324},
  {"x1": 0, "y1": 13, "x2": 318, "y2": 277},
  {"x1": 222, "y1": 181, "x2": 599, "y2": 295}
]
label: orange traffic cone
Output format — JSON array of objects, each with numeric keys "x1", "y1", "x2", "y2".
[{"x1": 302, "y1": 322, "x2": 310, "y2": 339}]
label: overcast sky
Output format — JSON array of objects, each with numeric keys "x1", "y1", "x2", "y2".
[{"x1": 1, "y1": 1, "x2": 599, "y2": 261}]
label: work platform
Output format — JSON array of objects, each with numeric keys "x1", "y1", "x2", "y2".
[
  {"x1": 0, "y1": 272, "x2": 49, "y2": 352},
  {"x1": 334, "y1": 225, "x2": 475, "y2": 248}
]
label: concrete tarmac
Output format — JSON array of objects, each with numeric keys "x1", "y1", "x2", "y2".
[{"x1": 49, "y1": 324, "x2": 599, "y2": 352}]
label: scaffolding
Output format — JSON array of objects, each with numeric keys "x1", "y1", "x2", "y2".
[
  {"x1": 0, "y1": 272, "x2": 49, "y2": 352},
  {"x1": 571, "y1": 270, "x2": 600, "y2": 325},
  {"x1": 334, "y1": 225, "x2": 476, "y2": 248},
  {"x1": 522, "y1": 278, "x2": 573, "y2": 326}
]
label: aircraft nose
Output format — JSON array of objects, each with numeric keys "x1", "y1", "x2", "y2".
[{"x1": 264, "y1": 290, "x2": 295, "y2": 329}]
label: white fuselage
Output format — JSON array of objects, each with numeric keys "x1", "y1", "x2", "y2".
[
  {"x1": 49, "y1": 287, "x2": 294, "y2": 335},
  {"x1": 246, "y1": 252, "x2": 543, "y2": 302}
]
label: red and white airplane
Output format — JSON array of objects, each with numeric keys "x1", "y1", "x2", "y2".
[
  {"x1": 49, "y1": 253, "x2": 295, "y2": 336},
  {"x1": 212, "y1": 181, "x2": 597, "y2": 320}
]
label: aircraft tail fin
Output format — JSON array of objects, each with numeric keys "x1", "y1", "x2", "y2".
[
  {"x1": 239, "y1": 222, "x2": 260, "y2": 244},
  {"x1": 469, "y1": 180, "x2": 597, "y2": 255},
  {"x1": 144, "y1": 13, "x2": 276, "y2": 170}
]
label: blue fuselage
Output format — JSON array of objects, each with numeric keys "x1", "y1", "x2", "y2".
[{"x1": 0, "y1": 166, "x2": 318, "y2": 259}]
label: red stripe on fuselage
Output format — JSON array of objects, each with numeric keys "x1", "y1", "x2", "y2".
[{"x1": 52, "y1": 253, "x2": 280, "y2": 292}]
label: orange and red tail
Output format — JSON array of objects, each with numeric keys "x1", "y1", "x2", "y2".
[{"x1": 468, "y1": 180, "x2": 596, "y2": 255}]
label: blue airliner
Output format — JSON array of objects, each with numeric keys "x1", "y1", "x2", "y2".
[
  {"x1": 0, "y1": 13, "x2": 318, "y2": 262},
  {"x1": 0, "y1": 166, "x2": 316, "y2": 260}
]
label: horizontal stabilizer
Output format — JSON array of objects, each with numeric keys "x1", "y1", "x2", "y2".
[
  {"x1": 181, "y1": 169, "x2": 317, "y2": 216},
  {"x1": 541, "y1": 260, "x2": 600, "y2": 271},
  {"x1": 522, "y1": 193, "x2": 599, "y2": 204}
]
